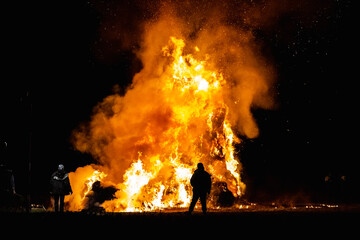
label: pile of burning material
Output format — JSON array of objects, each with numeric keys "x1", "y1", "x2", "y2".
[
  {"x1": 65, "y1": 6, "x2": 275, "y2": 212},
  {"x1": 72, "y1": 175, "x2": 239, "y2": 212},
  {"x1": 80, "y1": 181, "x2": 117, "y2": 214}
]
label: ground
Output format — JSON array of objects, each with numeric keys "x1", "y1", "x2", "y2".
[{"x1": 1, "y1": 205, "x2": 359, "y2": 237}]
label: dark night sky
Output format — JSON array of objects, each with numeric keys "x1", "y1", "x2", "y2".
[{"x1": 1, "y1": 0, "x2": 358, "y2": 204}]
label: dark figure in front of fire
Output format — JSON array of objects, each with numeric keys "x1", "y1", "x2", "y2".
[
  {"x1": 188, "y1": 163, "x2": 211, "y2": 214},
  {"x1": 50, "y1": 164, "x2": 72, "y2": 212}
]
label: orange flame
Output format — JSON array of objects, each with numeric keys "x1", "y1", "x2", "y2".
[{"x1": 67, "y1": 11, "x2": 275, "y2": 212}]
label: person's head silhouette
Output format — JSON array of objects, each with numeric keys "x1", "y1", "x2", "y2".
[
  {"x1": 58, "y1": 164, "x2": 64, "y2": 171},
  {"x1": 197, "y1": 163, "x2": 204, "y2": 171}
]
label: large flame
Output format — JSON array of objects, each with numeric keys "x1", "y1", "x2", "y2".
[{"x1": 66, "y1": 11, "x2": 274, "y2": 212}]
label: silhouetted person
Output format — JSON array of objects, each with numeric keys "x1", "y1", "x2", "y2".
[
  {"x1": 0, "y1": 164, "x2": 15, "y2": 195},
  {"x1": 0, "y1": 163, "x2": 16, "y2": 209},
  {"x1": 188, "y1": 163, "x2": 211, "y2": 214},
  {"x1": 50, "y1": 164, "x2": 72, "y2": 212}
]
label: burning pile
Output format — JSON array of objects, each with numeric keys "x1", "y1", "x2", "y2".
[{"x1": 65, "y1": 6, "x2": 275, "y2": 212}]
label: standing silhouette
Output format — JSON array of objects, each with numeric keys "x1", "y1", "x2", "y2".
[
  {"x1": 50, "y1": 164, "x2": 72, "y2": 212},
  {"x1": 188, "y1": 163, "x2": 211, "y2": 214}
]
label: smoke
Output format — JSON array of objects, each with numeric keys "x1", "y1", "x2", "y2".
[
  {"x1": 92, "y1": 0, "x2": 335, "y2": 52},
  {"x1": 75, "y1": 2, "x2": 273, "y2": 164}
]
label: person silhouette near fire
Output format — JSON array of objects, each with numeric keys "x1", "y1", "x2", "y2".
[
  {"x1": 188, "y1": 163, "x2": 211, "y2": 214},
  {"x1": 50, "y1": 164, "x2": 72, "y2": 212}
]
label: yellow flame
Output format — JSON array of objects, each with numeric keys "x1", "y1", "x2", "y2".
[
  {"x1": 68, "y1": 36, "x2": 247, "y2": 212},
  {"x1": 83, "y1": 170, "x2": 107, "y2": 200}
]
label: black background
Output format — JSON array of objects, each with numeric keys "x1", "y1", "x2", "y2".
[{"x1": 1, "y1": 0, "x2": 358, "y2": 205}]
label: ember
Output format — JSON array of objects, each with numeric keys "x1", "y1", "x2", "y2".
[{"x1": 65, "y1": 6, "x2": 274, "y2": 212}]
